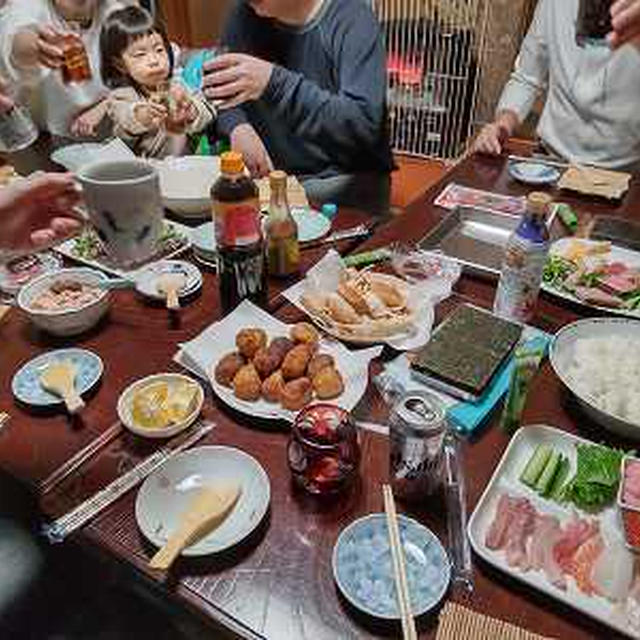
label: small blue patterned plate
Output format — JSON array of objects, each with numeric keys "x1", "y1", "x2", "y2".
[
  {"x1": 12, "y1": 348, "x2": 104, "y2": 407},
  {"x1": 332, "y1": 513, "x2": 450, "y2": 619},
  {"x1": 508, "y1": 161, "x2": 561, "y2": 185}
]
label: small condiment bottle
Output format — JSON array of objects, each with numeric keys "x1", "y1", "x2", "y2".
[{"x1": 265, "y1": 170, "x2": 300, "y2": 277}]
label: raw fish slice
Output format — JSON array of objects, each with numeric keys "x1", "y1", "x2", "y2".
[
  {"x1": 504, "y1": 499, "x2": 536, "y2": 569},
  {"x1": 552, "y1": 516, "x2": 599, "y2": 574},
  {"x1": 527, "y1": 514, "x2": 566, "y2": 589},
  {"x1": 568, "y1": 534, "x2": 604, "y2": 595},
  {"x1": 592, "y1": 544, "x2": 635, "y2": 602},
  {"x1": 485, "y1": 494, "x2": 513, "y2": 550}
]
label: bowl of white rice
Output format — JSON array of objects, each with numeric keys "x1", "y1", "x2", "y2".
[{"x1": 550, "y1": 318, "x2": 640, "y2": 439}]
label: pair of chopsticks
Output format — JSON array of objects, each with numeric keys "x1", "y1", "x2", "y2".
[{"x1": 383, "y1": 484, "x2": 418, "y2": 640}]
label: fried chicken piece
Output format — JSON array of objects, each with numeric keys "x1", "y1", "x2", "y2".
[
  {"x1": 281, "y1": 377, "x2": 313, "y2": 411},
  {"x1": 236, "y1": 328, "x2": 267, "y2": 359},
  {"x1": 232, "y1": 364, "x2": 262, "y2": 401},
  {"x1": 307, "y1": 354, "x2": 335, "y2": 379},
  {"x1": 214, "y1": 352, "x2": 245, "y2": 387},
  {"x1": 262, "y1": 370, "x2": 286, "y2": 403},
  {"x1": 290, "y1": 322, "x2": 319, "y2": 346},
  {"x1": 281, "y1": 343, "x2": 314, "y2": 380},
  {"x1": 312, "y1": 367, "x2": 344, "y2": 400}
]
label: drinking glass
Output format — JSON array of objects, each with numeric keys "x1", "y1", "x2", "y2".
[
  {"x1": 0, "y1": 103, "x2": 38, "y2": 152},
  {"x1": 287, "y1": 404, "x2": 360, "y2": 495}
]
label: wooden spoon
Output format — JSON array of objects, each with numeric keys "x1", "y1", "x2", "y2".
[
  {"x1": 156, "y1": 272, "x2": 187, "y2": 310},
  {"x1": 149, "y1": 483, "x2": 241, "y2": 570},
  {"x1": 40, "y1": 360, "x2": 85, "y2": 414}
]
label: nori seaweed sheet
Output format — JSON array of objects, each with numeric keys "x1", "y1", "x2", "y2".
[{"x1": 411, "y1": 304, "x2": 522, "y2": 396}]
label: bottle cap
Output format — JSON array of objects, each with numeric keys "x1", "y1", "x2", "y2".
[
  {"x1": 321, "y1": 203, "x2": 338, "y2": 220},
  {"x1": 269, "y1": 170, "x2": 287, "y2": 188},
  {"x1": 220, "y1": 151, "x2": 245, "y2": 174},
  {"x1": 527, "y1": 192, "x2": 553, "y2": 217}
]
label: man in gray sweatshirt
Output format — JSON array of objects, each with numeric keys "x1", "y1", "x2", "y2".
[{"x1": 203, "y1": 0, "x2": 394, "y2": 216}]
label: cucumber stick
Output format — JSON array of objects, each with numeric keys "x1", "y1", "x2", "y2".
[
  {"x1": 535, "y1": 451, "x2": 561, "y2": 496},
  {"x1": 549, "y1": 457, "x2": 570, "y2": 501},
  {"x1": 520, "y1": 444, "x2": 552, "y2": 488}
]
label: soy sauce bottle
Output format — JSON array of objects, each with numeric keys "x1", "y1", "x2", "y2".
[
  {"x1": 265, "y1": 170, "x2": 300, "y2": 277},
  {"x1": 211, "y1": 152, "x2": 267, "y2": 313}
]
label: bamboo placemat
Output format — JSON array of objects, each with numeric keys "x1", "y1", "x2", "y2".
[{"x1": 436, "y1": 603, "x2": 554, "y2": 640}]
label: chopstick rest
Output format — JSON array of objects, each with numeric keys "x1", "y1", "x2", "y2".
[{"x1": 149, "y1": 483, "x2": 241, "y2": 570}]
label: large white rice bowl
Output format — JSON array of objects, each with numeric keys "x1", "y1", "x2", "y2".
[{"x1": 550, "y1": 318, "x2": 640, "y2": 439}]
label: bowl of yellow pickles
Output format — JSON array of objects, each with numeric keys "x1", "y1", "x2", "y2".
[{"x1": 117, "y1": 373, "x2": 204, "y2": 438}]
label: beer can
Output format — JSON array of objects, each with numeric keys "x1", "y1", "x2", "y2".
[{"x1": 389, "y1": 390, "x2": 447, "y2": 501}]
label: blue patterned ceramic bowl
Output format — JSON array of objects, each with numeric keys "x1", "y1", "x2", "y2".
[
  {"x1": 12, "y1": 348, "x2": 104, "y2": 407},
  {"x1": 332, "y1": 513, "x2": 450, "y2": 619},
  {"x1": 508, "y1": 161, "x2": 561, "y2": 185}
]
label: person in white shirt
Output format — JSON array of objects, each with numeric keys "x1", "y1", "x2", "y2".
[
  {"x1": 0, "y1": 0, "x2": 134, "y2": 141},
  {"x1": 473, "y1": 0, "x2": 640, "y2": 171}
]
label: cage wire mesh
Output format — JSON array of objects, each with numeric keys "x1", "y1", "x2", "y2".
[{"x1": 371, "y1": 0, "x2": 490, "y2": 160}]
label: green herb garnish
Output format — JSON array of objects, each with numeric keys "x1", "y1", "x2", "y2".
[
  {"x1": 561, "y1": 443, "x2": 626, "y2": 512},
  {"x1": 543, "y1": 255, "x2": 576, "y2": 288}
]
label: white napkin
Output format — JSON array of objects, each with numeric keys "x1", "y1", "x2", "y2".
[
  {"x1": 281, "y1": 250, "x2": 438, "y2": 351},
  {"x1": 174, "y1": 300, "x2": 382, "y2": 422}
]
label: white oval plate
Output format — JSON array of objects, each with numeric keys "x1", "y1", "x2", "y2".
[
  {"x1": 508, "y1": 161, "x2": 561, "y2": 185},
  {"x1": 12, "y1": 348, "x2": 104, "y2": 407},
  {"x1": 135, "y1": 260, "x2": 202, "y2": 301},
  {"x1": 135, "y1": 446, "x2": 270, "y2": 556},
  {"x1": 117, "y1": 373, "x2": 204, "y2": 439},
  {"x1": 550, "y1": 317, "x2": 640, "y2": 439},
  {"x1": 191, "y1": 221, "x2": 216, "y2": 259}
]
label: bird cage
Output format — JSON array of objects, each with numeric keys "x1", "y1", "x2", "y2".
[{"x1": 371, "y1": 0, "x2": 490, "y2": 160}]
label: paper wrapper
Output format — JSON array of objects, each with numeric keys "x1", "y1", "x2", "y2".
[
  {"x1": 436, "y1": 603, "x2": 552, "y2": 640},
  {"x1": 256, "y1": 174, "x2": 309, "y2": 210},
  {"x1": 173, "y1": 300, "x2": 382, "y2": 422},
  {"x1": 558, "y1": 165, "x2": 631, "y2": 200},
  {"x1": 282, "y1": 250, "x2": 449, "y2": 350}
]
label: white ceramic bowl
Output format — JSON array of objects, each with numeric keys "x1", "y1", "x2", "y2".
[
  {"x1": 17, "y1": 267, "x2": 110, "y2": 337},
  {"x1": 117, "y1": 373, "x2": 204, "y2": 439},
  {"x1": 155, "y1": 156, "x2": 220, "y2": 217},
  {"x1": 550, "y1": 318, "x2": 640, "y2": 439}
]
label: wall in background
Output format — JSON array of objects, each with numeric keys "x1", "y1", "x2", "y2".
[{"x1": 158, "y1": 0, "x2": 232, "y2": 47}]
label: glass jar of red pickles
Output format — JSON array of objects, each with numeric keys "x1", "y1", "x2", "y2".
[{"x1": 287, "y1": 404, "x2": 360, "y2": 494}]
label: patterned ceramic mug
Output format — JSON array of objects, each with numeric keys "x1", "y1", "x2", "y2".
[{"x1": 77, "y1": 159, "x2": 164, "y2": 266}]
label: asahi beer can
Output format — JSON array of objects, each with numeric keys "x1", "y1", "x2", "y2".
[{"x1": 389, "y1": 390, "x2": 447, "y2": 501}]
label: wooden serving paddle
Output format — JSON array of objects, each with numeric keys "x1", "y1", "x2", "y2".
[
  {"x1": 149, "y1": 483, "x2": 241, "y2": 570},
  {"x1": 156, "y1": 272, "x2": 186, "y2": 310},
  {"x1": 40, "y1": 360, "x2": 85, "y2": 414}
]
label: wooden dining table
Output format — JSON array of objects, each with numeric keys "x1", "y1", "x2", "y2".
[{"x1": 1, "y1": 144, "x2": 639, "y2": 640}]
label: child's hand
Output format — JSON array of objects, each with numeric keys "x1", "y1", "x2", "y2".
[
  {"x1": 133, "y1": 101, "x2": 167, "y2": 130},
  {"x1": 70, "y1": 102, "x2": 107, "y2": 138},
  {"x1": 165, "y1": 85, "x2": 198, "y2": 133}
]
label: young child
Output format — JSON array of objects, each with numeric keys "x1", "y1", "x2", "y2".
[{"x1": 100, "y1": 6, "x2": 213, "y2": 157}]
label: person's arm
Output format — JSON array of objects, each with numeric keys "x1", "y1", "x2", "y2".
[
  {"x1": 107, "y1": 87, "x2": 166, "y2": 138},
  {"x1": 473, "y1": 0, "x2": 550, "y2": 155},
  {"x1": 257, "y1": 9, "x2": 387, "y2": 161},
  {"x1": 70, "y1": 99, "x2": 110, "y2": 138}
]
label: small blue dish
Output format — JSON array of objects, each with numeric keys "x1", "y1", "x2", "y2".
[
  {"x1": 508, "y1": 161, "x2": 561, "y2": 185},
  {"x1": 332, "y1": 513, "x2": 450, "y2": 620},
  {"x1": 12, "y1": 348, "x2": 104, "y2": 407},
  {"x1": 291, "y1": 207, "x2": 331, "y2": 243}
]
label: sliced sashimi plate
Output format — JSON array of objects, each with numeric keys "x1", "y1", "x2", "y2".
[
  {"x1": 54, "y1": 220, "x2": 192, "y2": 279},
  {"x1": 468, "y1": 425, "x2": 640, "y2": 639},
  {"x1": 541, "y1": 238, "x2": 640, "y2": 319}
]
